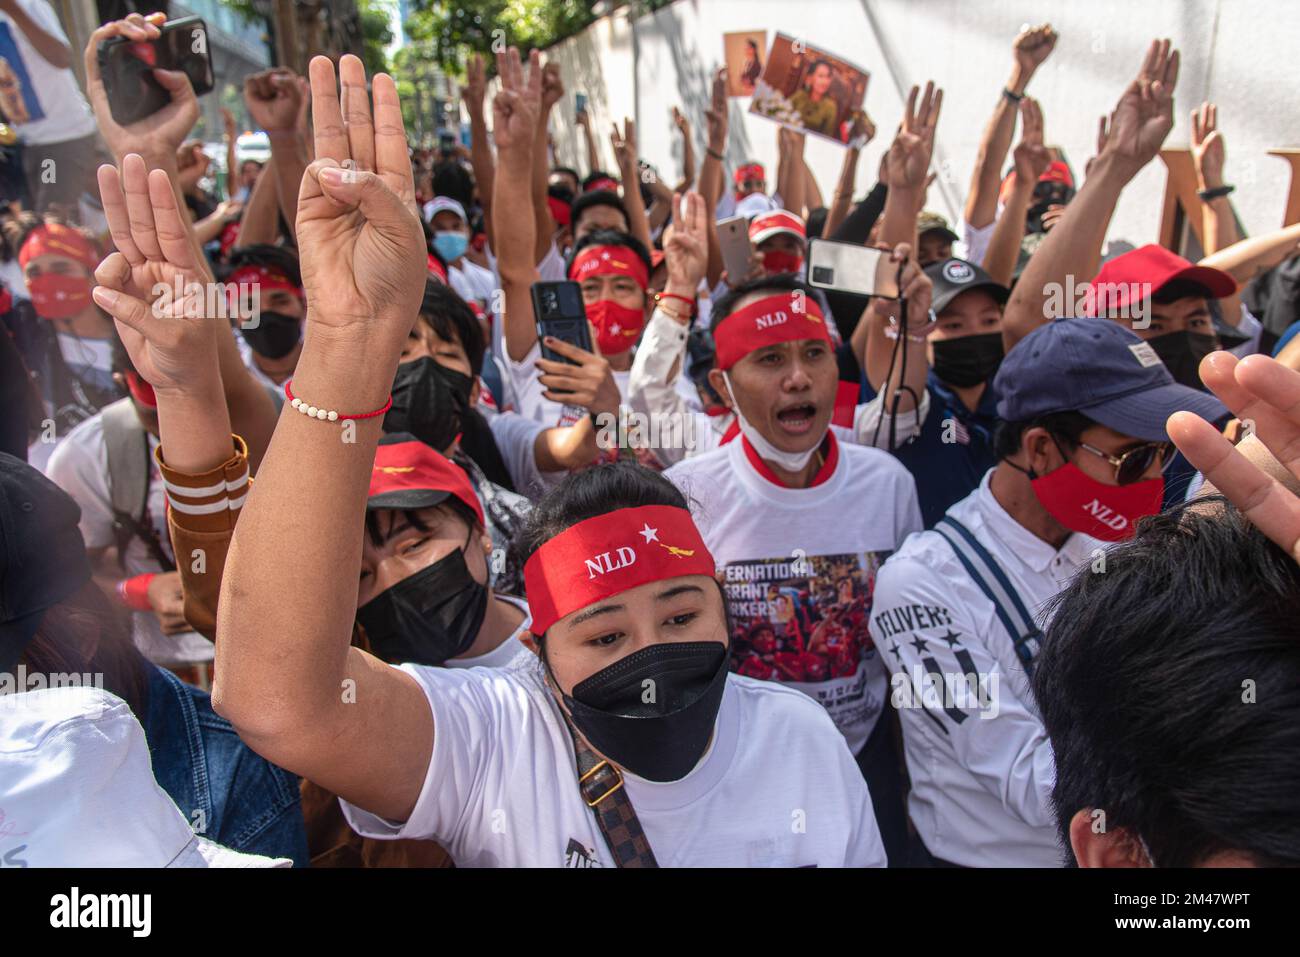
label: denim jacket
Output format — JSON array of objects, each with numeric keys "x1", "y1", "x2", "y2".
[{"x1": 142, "y1": 665, "x2": 309, "y2": 866}]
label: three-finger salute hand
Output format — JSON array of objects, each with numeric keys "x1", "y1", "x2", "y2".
[{"x1": 294, "y1": 54, "x2": 425, "y2": 394}]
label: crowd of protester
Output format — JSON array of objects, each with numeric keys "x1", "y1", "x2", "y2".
[{"x1": 2, "y1": 8, "x2": 1299, "y2": 870}]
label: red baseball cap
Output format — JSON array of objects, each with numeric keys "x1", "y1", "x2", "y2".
[
  {"x1": 1038, "y1": 161, "x2": 1074, "y2": 188},
  {"x1": 1086, "y1": 244, "x2": 1236, "y2": 316},
  {"x1": 749, "y1": 210, "x2": 806, "y2": 245},
  {"x1": 367, "y1": 435, "x2": 484, "y2": 528}
]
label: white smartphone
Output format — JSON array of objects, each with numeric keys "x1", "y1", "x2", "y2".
[
  {"x1": 717, "y1": 215, "x2": 753, "y2": 284},
  {"x1": 806, "y1": 239, "x2": 900, "y2": 299}
]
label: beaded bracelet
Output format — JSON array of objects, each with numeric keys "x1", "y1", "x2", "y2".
[{"x1": 284, "y1": 380, "x2": 393, "y2": 422}]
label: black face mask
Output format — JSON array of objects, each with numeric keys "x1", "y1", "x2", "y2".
[
  {"x1": 354, "y1": 539, "x2": 489, "y2": 666},
  {"x1": 931, "y1": 332, "x2": 1005, "y2": 389},
  {"x1": 1147, "y1": 330, "x2": 1218, "y2": 390},
  {"x1": 241, "y1": 310, "x2": 302, "y2": 360},
  {"x1": 386, "y1": 357, "x2": 474, "y2": 454},
  {"x1": 558, "y1": 640, "x2": 729, "y2": 783}
]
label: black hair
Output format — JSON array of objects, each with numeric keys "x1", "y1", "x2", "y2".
[
  {"x1": 711, "y1": 273, "x2": 817, "y2": 334},
  {"x1": 570, "y1": 189, "x2": 628, "y2": 233},
  {"x1": 1033, "y1": 499, "x2": 1300, "y2": 867},
  {"x1": 415, "y1": 279, "x2": 486, "y2": 376},
  {"x1": 223, "y1": 243, "x2": 302, "y2": 288},
  {"x1": 363, "y1": 498, "x2": 481, "y2": 548},
  {"x1": 109, "y1": 329, "x2": 135, "y2": 378},
  {"x1": 991, "y1": 410, "x2": 1095, "y2": 461},
  {"x1": 2, "y1": 210, "x2": 99, "y2": 266},
  {"x1": 1152, "y1": 279, "x2": 1212, "y2": 306},
  {"x1": 551, "y1": 166, "x2": 580, "y2": 186},
  {"x1": 432, "y1": 161, "x2": 474, "y2": 210},
  {"x1": 805, "y1": 59, "x2": 833, "y2": 81},
  {"x1": 582, "y1": 170, "x2": 617, "y2": 191},
  {"x1": 566, "y1": 228, "x2": 652, "y2": 277},
  {"x1": 806, "y1": 206, "x2": 828, "y2": 239},
  {"x1": 547, "y1": 182, "x2": 576, "y2": 208}
]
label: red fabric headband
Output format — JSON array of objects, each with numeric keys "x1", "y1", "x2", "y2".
[
  {"x1": 18, "y1": 224, "x2": 99, "y2": 273},
  {"x1": 523, "y1": 504, "x2": 716, "y2": 635},
  {"x1": 735, "y1": 163, "x2": 765, "y2": 184},
  {"x1": 568, "y1": 244, "x2": 649, "y2": 290},
  {"x1": 712, "y1": 291, "x2": 829, "y2": 371},
  {"x1": 225, "y1": 265, "x2": 303, "y2": 308}
]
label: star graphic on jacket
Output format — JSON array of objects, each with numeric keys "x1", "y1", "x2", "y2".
[
  {"x1": 940, "y1": 629, "x2": 963, "y2": 647},
  {"x1": 639, "y1": 524, "x2": 659, "y2": 544},
  {"x1": 910, "y1": 635, "x2": 929, "y2": 655}
]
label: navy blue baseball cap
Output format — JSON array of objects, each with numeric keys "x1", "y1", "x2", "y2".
[
  {"x1": 1, "y1": 453, "x2": 93, "y2": 672},
  {"x1": 994, "y1": 318, "x2": 1229, "y2": 442}
]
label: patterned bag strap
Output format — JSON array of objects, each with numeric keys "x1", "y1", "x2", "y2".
[{"x1": 559, "y1": 709, "x2": 659, "y2": 868}]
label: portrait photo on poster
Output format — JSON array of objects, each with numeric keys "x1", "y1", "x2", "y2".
[
  {"x1": 748, "y1": 33, "x2": 869, "y2": 145},
  {"x1": 723, "y1": 30, "x2": 767, "y2": 98}
]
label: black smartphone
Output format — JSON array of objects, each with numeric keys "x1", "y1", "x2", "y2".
[
  {"x1": 97, "y1": 16, "x2": 215, "y2": 126},
  {"x1": 531, "y1": 280, "x2": 593, "y2": 373}
]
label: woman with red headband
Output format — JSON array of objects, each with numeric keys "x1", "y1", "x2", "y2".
[
  {"x1": 211, "y1": 52, "x2": 884, "y2": 867},
  {"x1": 7, "y1": 214, "x2": 122, "y2": 465}
]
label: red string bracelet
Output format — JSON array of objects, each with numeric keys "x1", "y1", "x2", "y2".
[{"x1": 284, "y1": 379, "x2": 393, "y2": 422}]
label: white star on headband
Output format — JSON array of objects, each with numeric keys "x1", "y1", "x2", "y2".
[{"x1": 639, "y1": 524, "x2": 659, "y2": 544}]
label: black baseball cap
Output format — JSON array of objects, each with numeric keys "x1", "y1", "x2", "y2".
[
  {"x1": 1, "y1": 453, "x2": 93, "y2": 672},
  {"x1": 924, "y1": 258, "x2": 1010, "y2": 315},
  {"x1": 994, "y1": 318, "x2": 1229, "y2": 442}
]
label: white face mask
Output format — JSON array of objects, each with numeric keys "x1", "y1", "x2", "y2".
[{"x1": 722, "y1": 370, "x2": 820, "y2": 472}]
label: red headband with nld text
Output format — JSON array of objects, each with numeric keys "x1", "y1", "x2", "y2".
[
  {"x1": 523, "y1": 504, "x2": 716, "y2": 635},
  {"x1": 568, "y1": 244, "x2": 649, "y2": 290},
  {"x1": 712, "y1": 291, "x2": 829, "y2": 371}
]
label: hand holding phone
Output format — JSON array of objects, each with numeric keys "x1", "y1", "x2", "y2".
[
  {"x1": 717, "y1": 215, "x2": 753, "y2": 286},
  {"x1": 532, "y1": 280, "x2": 594, "y2": 373},
  {"x1": 96, "y1": 15, "x2": 214, "y2": 127}
]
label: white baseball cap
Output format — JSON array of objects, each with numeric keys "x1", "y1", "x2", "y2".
[
  {"x1": 0, "y1": 686, "x2": 291, "y2": 867},
  {"x1": 734, "y1": 191, "x2": 779, "y2": 219},
  {"x1": 423, "y1": 195, "x2": 468, "y2": 225}
]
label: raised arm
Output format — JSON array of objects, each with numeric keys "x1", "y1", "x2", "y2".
[
  {"x1": 673, "y1": 106, "x2": 696, "y2": 192},
  {"x1": 879, "y1": 83, "x2": 942, "y2": 248},
  {"x1": 610, "y1": 118, "x2": 654, "y2": 251},
  {"x1": 0, "y1": 0, "x2": 71, "y2": 68},
  {"x1": 534, "y1": 61, "x2": 565, "y2": 264},
  {"x1": 1002, "y1": 39, "x2": 1180, "y2": 352},
  {"x1": 83, "y1": 12, "x2": 277, "y2": 470},
  {"x1": 965, "y1": 23, "x2": 1056, "y2": 230},
  {"x1": 824, "y1": 111, "x2": 876, "y2": 237},
  {"x1": 861, "y1": 243, "x2": 932, "y2": 416},
  {"x1": 493, "y1": 49, "x2": 544, "y2": 363},
  {"x1": 215, "y1": 55, "x2": 432, "y2": 823},
  {"x1": 982, "y1": 98, "x2": 1050, "y2": 286},
  {"x1": 1200, "y1": 223, "x2": 1300, "y2": 288},
  {"x1": 700, "y1": 68, "x2": 729, "y2": 288},
  {"x1": 234, "y1": 138, "x2": 282, "y2": 247},
  {"x1": 1190, "y1": 102, "x2": 1241, "y2": 258},
  {"x1": 244, "y1": 68, "x2": 309, "y2": 245},
  {"x1": 221, "y1": 107, "x2": 239, "y2": 201},
  {"x1": 459, "y1": 54, "x2": 496, "y2": 252},
  {"x1": 576, "y1": 106, "x2": 600, "y2": 175}
]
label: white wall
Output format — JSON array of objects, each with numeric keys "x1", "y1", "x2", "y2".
[{"x1": 541, "y1": 0, "x2": 1300, "y2": 246}]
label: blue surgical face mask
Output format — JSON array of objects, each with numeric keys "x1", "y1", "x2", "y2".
[{"x1": 433, "y1": 230, "x2": 469, "y2": 263}]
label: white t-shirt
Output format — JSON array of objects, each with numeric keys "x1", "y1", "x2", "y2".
[
  {"x1": 868, "y1": 470, "x2": 1102, "y2": 867},
  {"x1": 45, "y1": 413, "x2": 214, "y2": 665},
  {"x1": 960, "y1": 218, "x2": 997, "y2": 267},
  {"x1": 448, "y1": 259, "x2": 498, "y2": 313},
  {"x1": 537, "y1": 240, "x2": 567, "y2": 282},
  {"x1": 0, "y1": 1, "x2": 95, "y2": 145},
  {"x1": 664, "y1": 434, "x2": 923, "y2": 755},
  {"x1": 486, "y1": 411, "x2": 566, "y2": 500},
  {"x1": 445, "y1": 594, "x2": 532, "y2": 670},
  {"x1": 341, "y1": 660, "x2": 885, "y2": 867}
]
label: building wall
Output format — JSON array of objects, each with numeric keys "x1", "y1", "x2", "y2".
[{"x1": 546, "y1": 0, "x2": 1300, "y2": 246}]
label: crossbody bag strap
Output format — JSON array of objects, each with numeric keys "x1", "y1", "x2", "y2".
[
  {"x1": 934, "y1": 516, "x2": 1043, "y2": 673},
  {"x1": 558, "y1": 708, "x2": 659, "y2": 868}
]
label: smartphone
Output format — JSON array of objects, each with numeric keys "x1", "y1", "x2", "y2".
[
  {"x1": 438, "y1": 130, "x2": 455, "y2": 152},
  {"x1": 532, "y1": 281, "x2": 593, "y2": 375},
  {"x1": 806, "y1": 239, "x2": 900, "y2": 299},
  {"x1": 575, "y1": 92, "x2": 588, "y2": 117},
  {"x1": 717, "y1": 215, "x2": 753, "y2": 284},
  {"x1": 98, "y1": 16, "x2": 214, "y2": 126}
]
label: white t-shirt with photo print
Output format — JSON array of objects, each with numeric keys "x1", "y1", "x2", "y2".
[
  {"x1": 341, "y1": 658, "x2": 885, "y2": 867},
  {"x1": 0, "y1": 0, "x2": 95, "y2": 145},
  {"x1": 664, "y1": 434, "x2": 922, "y2": 755}
]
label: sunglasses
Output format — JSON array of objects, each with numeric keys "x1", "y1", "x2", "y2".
[{"x1": 1073, "y1": 439, "x2": 1174, "y2": 486}]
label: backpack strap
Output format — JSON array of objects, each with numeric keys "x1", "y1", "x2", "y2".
[
  {"x1": 934, "y1": 516, "x2": 1042, "y2": 673},
  {"x1": 101, "y1": 398, "x2": 175, "y2": 572}
]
